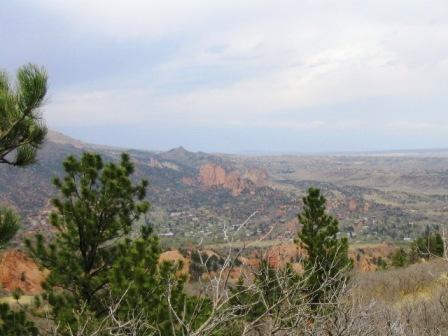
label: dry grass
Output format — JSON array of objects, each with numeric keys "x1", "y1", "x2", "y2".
[
  {"x1": 0, "y1": 295, "x2": 35, "y2": 306},
  {"x1": 354, "y1": 259, "x2": 448, "y2": 303},
  {"x1": 348, "y1": 259, "x2": 448, "y2": 335}
]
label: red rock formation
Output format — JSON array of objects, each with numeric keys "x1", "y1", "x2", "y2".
[
  {"x1": 181, "y1": 164, "x2": 269, "y2": 196},
  {"x1": 348, "y1": 199, "x2": 358, "y2": 212},
  {"x1": 198, "y1": 164, "x2": 249, "y2": 196},
  {"x1": 349, "y1": 242, "x2": 397, "y2": 272},
  {"x1": 0, "y1": 250, "x2": 46, "y2": 294},
  {"x1": 358, "y1": 257, "x2": 376, "y2": 272},
  {"x1": 199, "y1": 164, "x2": 227, "y2": 187}
]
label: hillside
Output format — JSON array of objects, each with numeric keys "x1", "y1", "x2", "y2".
[
  {"x1": 0, "y1": 132, "x2": 294, "y2": 245},
  {"x1": 1, "y1": 131, "x2": 448, "y2": 245}
]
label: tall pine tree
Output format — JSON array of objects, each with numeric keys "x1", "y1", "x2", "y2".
[
  {"x1": 26, "y1": 153, "x2": 149, "y2": 328},
  {"x1": 0, "y1": 63, "x2": 48, "y2": 247},
  {"x1": 27, "y1": 152, "x2": 205, "y2": 335},
  {"x1": 0, "y1": 64, "x2": 48, "y2": 335},
  {"x1": 296, "y1": 188, "x2": 351, "y2": 306},
  {"x1": 0, "y1": 208, "x2": 20, "y2": 249}
]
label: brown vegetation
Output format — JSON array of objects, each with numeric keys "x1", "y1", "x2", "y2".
[{"x1": 159, "y1": 250, "x2": 190, "y2": 274}]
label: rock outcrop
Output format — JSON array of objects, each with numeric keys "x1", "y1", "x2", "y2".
[
  {"x1": 0, "y1": 250, "x2": 46, "y2": 294},
  {"x1": 243, "y1": 168, "x2": 269, "y2": 185},
  {"x1": 198, "y1": 164, "x2": 249, "y2": 196},
  {"x1": 348, "y1": 199, "x2": 358, "y2": 212},
  {"x1": 148, "y1": 157, "x2": 180, "y2": 171}
]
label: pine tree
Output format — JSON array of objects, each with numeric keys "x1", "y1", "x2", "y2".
[
  {"x1": 0, "y1": 63, "x2": 48, "y2": 247},
  {"x1": 296, "y1": 188, "x2": 351, "y2": 306},
  {"x1": 0, "y1": 304, "x2": 38, "y2": 336},
  {"x1": 391, "y1": 248, "x2": 408, "y2": 268},
  {"x1": 412, "y1": 232, "x2": 444, "y2": 260},
  {"x1": 26, "y1": 152, "x2": 204, "y2": 334},
  {"x1": 230, "y1": 260, "x2": 284, "y2": 322},
  {"x1": 0, "y1": 64, "x2": 47, "y2": 167},
  {"x1": 26, "y1": 153, "x2": 149, "y2": 327},
  {"x1": 109, "y1": 227, "x2": 208, "y2": 335},
  {"x1": 0, "y1": 208, "x2": 20, "y2": 248},
  {"x1": 0, "y1": 64, "x2": 48, "y2": 335},
  {"x1": 229, "y1": 259, "x2": 301, "y2": 334}
]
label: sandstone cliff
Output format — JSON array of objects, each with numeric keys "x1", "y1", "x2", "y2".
[
  {"x1": 0, "y1": 250, "x2": 46, "y2": 294},
  {"x1": 198, "y1": 164, "x2": 249, "y2": 196}
]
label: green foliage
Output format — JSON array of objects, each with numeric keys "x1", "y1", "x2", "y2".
[
  {"x1": 27, "y1": 153, "x2": 149, "y2": 328},
  {"x1": 227, "y1": 260, "x2": 303, "y2": 335},
  {"x1": 26, "y1": 152, "x2": 209, "y2": 334},
  {"x1": 232, "y1": 260, "x2": 290, "y2": 320},
  {"x1": 189, "y1": 250, "x2": 227, "y2": 281},
  {"x1": 26, "y1": 152, "x2": 150, "y2": 329},
  {"x1": 0, "y1": 63, "x2": 47, "y2": 335},
  {"x1": 411, "y1": 232, "x2": 444, "y2": 261},
  {"x1": 110, "y1": 228, "x2": 210, "y2": 335},
  {"x1": 375, "y1": 256, "x2": 388, "y2": 270},
  {"x1": 0, "y1": 64, "x2": 47, "y2": 167},
  {"x1": 391, "y1": 248, "x2": 408, "y2": 268},
  {"x1": 0, "y1": 303, "x2": 38, "y2": 336},
  {"x1": 0, "y1": 208, "x2": 20, "y2": 248},
  {"x1": 189, "y1": 252, "x2": 206, "y2": 281},
  {"x1": 296, "y1": 187, "x2": 352, "y2": 305}
]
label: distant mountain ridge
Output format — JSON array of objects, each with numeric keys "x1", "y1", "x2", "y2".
[
  {"x1": 46, "y1": 130, "x2": 86, "y2": 148},
  {"x1": 49, "y1": 130, "x2": 448, "y2": 158},
  {"x1": 2, "y1": 130, "x2": 448, "y2": 244},
  {"x1": 1, "y1": 130, "x2": 289, "y2": 244}
]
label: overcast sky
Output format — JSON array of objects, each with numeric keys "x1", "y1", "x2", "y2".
[{"x1": 2, "y1": 0, "x2": 448, "y2": 153}]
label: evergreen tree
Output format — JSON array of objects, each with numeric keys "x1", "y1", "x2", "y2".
[
  {"x1": 0, "y1": 63, "x2": 48, "y2": 247},
  {"x1": 229, "y1": 259, "x2": 301, "y2": 334},
  {"x1": 0, "y1": 64, "x2": 47, "y2": 167},
  {"x1": 0, "y1": 304, "x2": 38, "y2": 336},
  {"x1": 376, "y1": 256, "x2": 388, "y2": 270},
  {"x1": 391, "y1": 248, "x2": 408, "y2": 268},
  {"x1": 411, "y1": 232, "x2": 444, "y2": 260},
  {"x1": 26, "y1": 153, "x2": 149, "y2": 327},
  {"x1": 0, "y1": 208, "x2": 20, "y2": 248},
  {"x1": 296, "y1": 188, "x2": 351, "y2": 306},
  {"x1": 0, "y1": 64, "x2": 48, "y2": 335},
  {"x1": 109, "y1": 228, "x2": 209, "y2": 335},
  {"x1": 231, "y1": 260, "x2": 284, "y2": 321},
  {"x1": 26, "y1": 152, "x2": 205, "y2": 334}
]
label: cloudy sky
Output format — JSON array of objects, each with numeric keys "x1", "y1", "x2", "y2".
[{"x1": 2, "y1": 0, "x2": 448, "y2": 153}]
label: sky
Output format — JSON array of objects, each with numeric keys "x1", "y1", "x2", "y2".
[{"x1": 2, "y1": 0, "x2": 448, "y2": 153}]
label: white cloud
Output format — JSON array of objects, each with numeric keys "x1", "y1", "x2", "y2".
[
  {"x1": 37, "y1": 0, "x2": 262, "y2": 40},
  {"x1": 35, "y1": 0, "x2": 448, "y2": 136}
]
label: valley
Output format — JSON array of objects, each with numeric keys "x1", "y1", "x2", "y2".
[{"x1": 2, "y1": 131, "x2": 447, "y2": 248}]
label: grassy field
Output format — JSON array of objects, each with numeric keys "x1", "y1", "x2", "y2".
[
  {"x1": 205, "y1": 239, "x2": 410, "y2": 250},
  {"x1": 0, "y1": 295, "x2": 34, "y2": 305}
]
